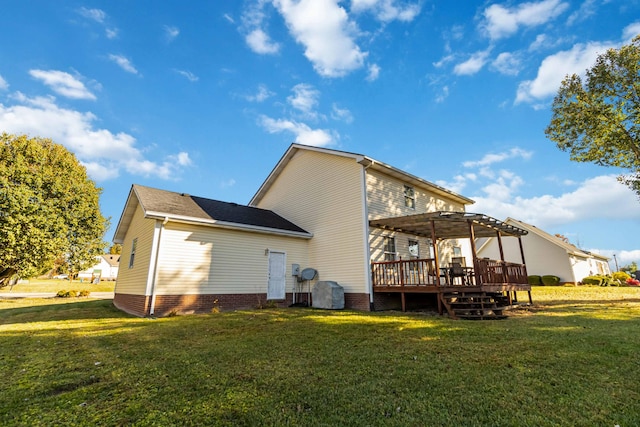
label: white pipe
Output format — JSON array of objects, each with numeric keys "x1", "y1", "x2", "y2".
[{"x1": 149, "y1": 217, "x2": 168, "y2": 316}]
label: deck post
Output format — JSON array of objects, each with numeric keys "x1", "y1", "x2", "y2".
[
  {"x1": 467, "y1": 219, "x2": 480, "y2": 286},
  {"x1": 401, "y1": 292, "x2": 406, "y2": 312},
  {"x1": 430, "y1": 219, "x2": 440, "y2": 285},
  {"x1": 496, "y1": 230, "x2": 505, "y2": 262}
]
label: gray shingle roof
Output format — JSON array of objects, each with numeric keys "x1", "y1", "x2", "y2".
[{"x1": 134, "y1": 185, "x2": 309, "y2": 234}]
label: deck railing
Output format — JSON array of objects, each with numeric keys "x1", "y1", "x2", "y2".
[
  {"x1": 371, "y1": 258, "x2": 529, "y2": 288},
  {"x1": 474, "y1": 258, "x2": 528, "y2": 285},
  {"x1": 371, "y1": 258, "x2": 439, "y2": 287}
]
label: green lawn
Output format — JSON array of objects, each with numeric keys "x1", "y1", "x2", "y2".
[
  {"x1": 0, "y1": 278, "x2": 115, "y2": 294},
  {"x1": 1, "y1": 286, "x2": 639, "y2": 426}
]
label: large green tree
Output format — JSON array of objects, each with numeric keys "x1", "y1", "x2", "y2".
[
  {"x1": 0, "y1": 133, "x2": 109, "y2": 286},
  {"x1": 545, "y1": 35, "x2": 640, "y2": 196}
]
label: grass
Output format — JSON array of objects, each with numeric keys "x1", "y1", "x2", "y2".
[
  {"x1": 1, "y1": 286, "x2": 639, "y2": 426},
  {"x1": 0, "y1": 278, "x2": 115, "y2": 293}
]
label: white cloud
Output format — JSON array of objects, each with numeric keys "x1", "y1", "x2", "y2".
[
  {"x1": 287, "y1": 83, "x2": 320, "y2": 114},
  {"x1": 491, "y1": 52, "x2": 522, "y2": 76},
  {"x1": 174, "y1": 69, "x2": 199, "y2": 82},
  {"x1": 246, "y1": 28, "x2": 281, "y2": 54},
  {"x1": 29, "y1": 69, "x2": 96, "y2": 100},
  {"x1": 273, "y1": 0, "x2": 367, "y2": 77},
  {"x1": 515, "y1": 41, "x2": 612, "y2": 103},
  {"x1": 78, "y1": 7, "x2": 118, "y2": 39},
  {"x1": 453, "y1": 49, "x2": 491, "y2": 76},
  {"x1": 471, "y1": 175, "x2": 639, "y2": 229},
  {"x1": 78, "y1": 7, "x2": 106, "y2": 23},
  {"x1": 623, "y1": 21, "x2": 640, "y2": 43},
  {"x1": 463, "y1": 148, "x2": 533, "y2": 168},
  {"x1": 0, "y1": 93, "x2": 189, "y2": 181},
  {"x1": 433, "y1": 54, "x2": 455, "y2": 68},
  {"x1": 223, "y1": 13, "x2": 235, "y2": 24},
  {"x1": 108, "y1": 54, "x2": 140, "y2": 75},
  {"x1": 331, "y1": 103, "x2": 354, "y2": 123},
  {"x1": 105, "y1": 28, "x2": 118, "y2": 39},
  {"x1": 567, "y1": 0, "x2": 597, "y2": 26},
  {"x1": 366, "y1": 63, "x2": 381, "y2": 81},
  {"x1": 482, "y1": 0, "x2": 569, "y2": 40},
  {"x1": 245, "y1": 84, "x2": 274, "y2": 102},
  {"x1": 0, "y1": 75, "x2": 8, "y2": 91},
  {"x1": 259, "y1": 115, "x2": 335, "y2": 146},
  {"x1": 164, "y1": 25, "x2": 180, "y2": 42},
  {"x1": 220, "y1": 178, "x2": 237, "y2": 189},
  {"x1": 435, "y1": 85, "x2": 449, "y2": 103},
  {"x1": 351, "y1": 0, "x2": 421, "y2": 22}
]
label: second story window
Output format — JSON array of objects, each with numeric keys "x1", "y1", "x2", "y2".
[{"x1": 404, "y1": 185, "x2": 415, "y2": 209}]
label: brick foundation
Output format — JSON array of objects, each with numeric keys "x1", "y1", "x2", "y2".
[{"x1": 114, "y1": 292, "x2": 372, "y2": 317}]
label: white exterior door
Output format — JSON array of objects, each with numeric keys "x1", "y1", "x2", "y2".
[{"x1": 267, "y1": 251, "x2": 286, "y2": 300}]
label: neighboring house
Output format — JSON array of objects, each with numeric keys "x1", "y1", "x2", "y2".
[
  {"x1": 78, "y1": 254, "x2": 120, "y2": 281},
  {"x1": 113, "y1": 144, "x2": 529, "y2": 317},
  {"x1": 476, "y1": 217, "x2": 611, "y2": 284}
]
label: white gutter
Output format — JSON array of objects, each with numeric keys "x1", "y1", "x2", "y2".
[
  {"x1": 144, "y1": 211, "x2": 313, "y2": 239},
  {"x1": 148, "y1": 216, "x2": 169, "y2": 316}
]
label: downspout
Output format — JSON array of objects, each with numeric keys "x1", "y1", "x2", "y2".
[
  {"x1": 149, "y1": 216, "x2": 169, "y2": 316},
  {"x1": 360, "y1": 161, "x2": 374, "y2": 310}
]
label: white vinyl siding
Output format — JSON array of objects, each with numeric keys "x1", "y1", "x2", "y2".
[
  {"x1": 366, "y1": 168, "x2": 465, "y2": 220},
  {"x1": 114, "y1": 204, "x2": 156, "y2": 295},
  {"x1": 153, "y1": 223, "x2": 308, "y2": 296},
  {"x1": 369, "y1": 228, "x2": 431, "y2": 263},
  {"x1": 366, "y1": 168, "x2": 468, "y2": 266},
  {"x1": 254, "y1": 149, "x2": 368, "y2": 294}
]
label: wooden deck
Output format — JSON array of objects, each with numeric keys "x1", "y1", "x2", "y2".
[{"x1": 371, "y1": 258, "x2": 531, "y2": 314}]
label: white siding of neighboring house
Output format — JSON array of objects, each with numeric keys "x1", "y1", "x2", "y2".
[
  {"x1": 253, "y1": 149, "x2": 368, "y2": 294},
  {"x1": 478, "y1": 230, "x2": 575, "y2": 282},
  {"x1": 153, "y1": 223, "x2": 308, "y2": 296},
  {"x1": 365, "y1": 168, "x2": 470, "y2": 266},
  {"x1": 114, "y1": 203, "x2": 156, "y2": 295},
  {"x1": 78, "y1": 257, "x2": 118, "y2": 280}
]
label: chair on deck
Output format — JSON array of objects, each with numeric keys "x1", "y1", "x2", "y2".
[{"x1": 449, "y1": 258, "x2": 467, "y2": 285}]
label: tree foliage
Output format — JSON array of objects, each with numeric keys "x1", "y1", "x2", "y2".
[
  {"x1": 0, "y1": 133, "x2": 108, "y2": 286},
  {"x1": 545, "y1": 35, "x2": 640, "y2": 196}
]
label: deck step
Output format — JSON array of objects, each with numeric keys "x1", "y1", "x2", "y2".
[{"x1": 440, "y1": 291, "x2": 511, "y2": 320}]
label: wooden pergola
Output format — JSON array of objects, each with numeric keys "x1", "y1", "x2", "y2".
[{"x1": 369, "y1": 211, "x2": 531, "y2": 314}]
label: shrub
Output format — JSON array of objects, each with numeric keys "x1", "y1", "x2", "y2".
[
  {"x1": 541, "y1": 275, "x2": 560, "y2": 286},
  {"x1": 79, "y1": 290, "x2": 91, "y2": 297},
  {"x1": 67, "y1": 290, "x2": 78, "y2": 297},
  {"x1": 528, "y1": 275, "x2": 542, "y2": 285},
  {"x1": 612, "y1": 271, "x2": 631, "y2": 285},
  {"x1": 581, "y1": 275, "x2": 614, "y2": 286},
  {"x1": 56, "y1": 290, "x2": 67, "y2": 298}
]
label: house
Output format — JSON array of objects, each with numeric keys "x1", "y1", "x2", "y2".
[
  {"x1": 113, "y1": 144, "x2": 531, "y2": 317},
  {"x1": 77, "y1": 254, "x2": 120, "y2": 281},
  {"x1": 476, "y1": 217, "x2": 611, "y2": 285}
]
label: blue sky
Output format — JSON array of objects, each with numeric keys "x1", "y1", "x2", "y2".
[{"x1": 1, "y1": 0, "x2": 639, "y2": 267}]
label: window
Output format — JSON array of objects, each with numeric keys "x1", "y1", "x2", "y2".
[
  {"x1": 452, "y1": 246, "x2": 462, "y2": 257},
  {"x1": 383, "y1": 236, "x2": 396, "y2": 261},
  {"x1": 408, "y1": 239, "x2": 419, "y2": 259},
  {"x1": 129, "y1": 238, "x2": 138, "y2": 268},
  {"x1": 403, "y1": 185, "x2": 415, "y2": 209}
]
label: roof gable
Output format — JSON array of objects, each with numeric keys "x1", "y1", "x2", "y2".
[
  {"x1": 504, "y1": 218, "x2": 609, "y2": 260},
  {"x1": 113, "y1": 185, "x2": 311, "y2": 243},
  {"x1": 250, "y1": 143, "x2": 474, "y2": 206}
]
